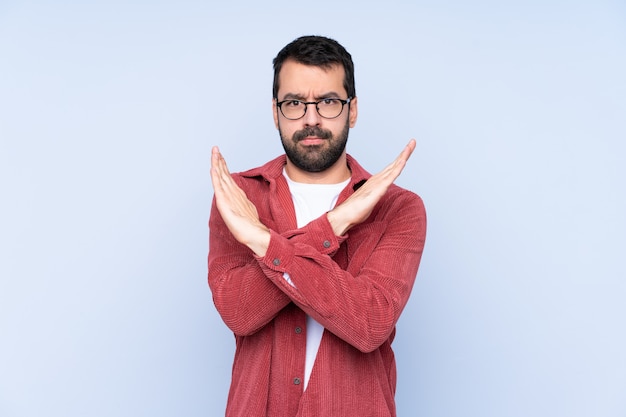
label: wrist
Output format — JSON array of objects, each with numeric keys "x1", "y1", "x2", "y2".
[
  {"x1": 327, "y1": 209, "x2": 350, "y2": 236},
  {"x1": 245, "y1": 225, "x2": 271, "y2": 257}
]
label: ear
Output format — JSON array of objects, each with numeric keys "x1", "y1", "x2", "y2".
[
  {"x1": 348, "y1": 96, "x2": 358, "y2": 128},
  {"x1": 272, "y1": 98, "x2": 279, "y2": 129}
]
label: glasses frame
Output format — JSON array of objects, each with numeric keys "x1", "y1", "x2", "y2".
[{"x1": 275, "y1": 97, "x2": 352, "y2": 120}]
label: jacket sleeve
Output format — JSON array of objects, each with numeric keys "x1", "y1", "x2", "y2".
[
  {"x1": 257, "y1": 191, "x2": 427, "y2": 353},
  {"x1": 208, "y1": 196, "x2": 292, "y2": 336}
]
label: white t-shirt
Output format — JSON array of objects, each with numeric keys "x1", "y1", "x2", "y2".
[{"x1": 283, "y1": 169, "x2": 349, "y2": 390}]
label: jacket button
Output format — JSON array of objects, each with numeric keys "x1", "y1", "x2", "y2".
[
  {"x1": 293, "y1": 377, "x2": 301, "y2": 385},
  {"x1": 323, "y1": 240, "x2": 331, "y2": 248},
  {"x1": 295, "y1": 326, "x2": 302, "y2": 334},
  {"x1": 273, "y1": 258, "x2": 280, "y2": 266}
]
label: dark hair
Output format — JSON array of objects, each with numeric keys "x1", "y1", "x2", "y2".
[{"x1": 272, "y1": 35, "x2": 356, "y2": 99}]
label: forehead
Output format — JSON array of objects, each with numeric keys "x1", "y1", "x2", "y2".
[{"x1": 277, "y1": 60, "x2": 346, "y2": 98}]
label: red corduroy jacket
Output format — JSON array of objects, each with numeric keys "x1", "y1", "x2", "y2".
[{"x1": 208, "y1": 154, "x2": 426, "y2": 417}]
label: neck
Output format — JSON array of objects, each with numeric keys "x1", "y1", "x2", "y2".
[{"x1": 284, "y1": 153, "x2": 350, "y2": 184}]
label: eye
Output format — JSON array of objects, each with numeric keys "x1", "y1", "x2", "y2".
[
  {"x1": 319, "y1": 99, "x2": 343, "y2": 109},
  {"x1": 284, "y1": 100, "x2": 302, "y2": 107}
]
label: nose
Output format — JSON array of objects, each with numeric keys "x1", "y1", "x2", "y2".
[{"x1": 302, "y1": 103, "x2": 322, "y2": 126}]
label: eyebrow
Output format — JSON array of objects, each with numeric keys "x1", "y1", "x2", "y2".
[{"x1": 280, "y1": 91, "x2": 343, "y2": 101}]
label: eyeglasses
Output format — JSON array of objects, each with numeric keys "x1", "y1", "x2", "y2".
[{"x1": 276, "y1": 98, "x2": 352, "y2": 120}]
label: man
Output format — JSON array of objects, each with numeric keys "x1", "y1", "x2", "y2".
[{"x1": 208, "y1": 35, "x2": 426, "y2": 417}]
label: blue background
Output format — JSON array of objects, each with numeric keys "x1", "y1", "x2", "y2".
[{"x1": 1, "y1": 1, "x2": 625, "y2": 416}]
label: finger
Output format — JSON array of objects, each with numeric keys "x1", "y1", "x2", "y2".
[
  {"x1": 212, "y1": 147, "x2": 236, "y2": 188},
  {"x1": 212, "y1": 147, "x2": 227, "y2": 174},
  {"x1": 405, "y1": 138, "x2": 416, "y2": 157},
  {"x1": 396, "y1": 139, "x2": 416, "y2": 164},
  {"x1": 210, "y1": 164, "x2": 224, "y2": 194},
  {"x1": 387, "y1": 141, "x2": 412, "y2": 176},
  {"x1": 211, "y1": 146, "x2": 222, "y2": 168},
  {"x1": 210, "y1": 147, "x2": 221, "y2": 177},
  {"x1": 211, "y1": 147, "x2": 224, "y2": 181},
  {"x1": 211, "y1": 147, "x2": 235, "y2": 196},
  {"x1": 375, "y1": 139, "x2": 416, "y2": 182},
  {"x1": 380, "y1": 142, "x2": 410, "y2": 174}
]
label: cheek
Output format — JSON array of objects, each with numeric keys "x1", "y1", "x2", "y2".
[
  {"x1": 278, "y1": 123, "x2": 294, "y2": 140},
  {"x1": 281, "y1": 120, "x2": 304, "y2": 135},
  {"x1": 329, "y1": 119, "x2": 349, "y2": 135}
]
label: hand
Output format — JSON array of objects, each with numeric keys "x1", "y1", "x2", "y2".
[
  {"x1": 210, "y1": 146, "x2": 270, "y2": 256},
  {"x1": 327, "y1": 139, "x2": 416, "y2": 236}
]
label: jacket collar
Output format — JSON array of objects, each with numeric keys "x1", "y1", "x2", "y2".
[{"x1": 239, "y1": 154, "x2": 371, "y2": 192}]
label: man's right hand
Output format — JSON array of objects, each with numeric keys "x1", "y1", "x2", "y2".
[
  {"x1": 210, "y1": 146, "x2": 271, "y2": 257},
  {"x1": 326, "y1": 139, "x2": 416, "y2": 236}
]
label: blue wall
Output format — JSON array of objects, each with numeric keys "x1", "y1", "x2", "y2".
[{"x1": 1, "y1": 1, "x2": 625, "y2": 416}]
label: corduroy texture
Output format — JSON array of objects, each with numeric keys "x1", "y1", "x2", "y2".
[{"x1": 208, "y1": 154, "x2": 426, "y2": 417}]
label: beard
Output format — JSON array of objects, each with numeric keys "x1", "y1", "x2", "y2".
[{"x1": 279, "y1": 120, "x2": 350, "y2": 173}]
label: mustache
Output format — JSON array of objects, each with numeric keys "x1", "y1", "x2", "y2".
[{"x1": 293, "y1": 126, "x2": 332, "y2": 142}]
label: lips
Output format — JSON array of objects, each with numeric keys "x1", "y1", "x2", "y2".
[
  {"x1": 293, "y1": 127, "x2": 332, "y2": 142},
  {"x1": 298, "y1": 137, "x2": 326, "y2": 145}
]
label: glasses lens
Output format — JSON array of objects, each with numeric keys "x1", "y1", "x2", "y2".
[
  {"x1": 317, "y1": 99, "x2": 344, "y2": 118},
  {"x1": 281, "y1": 101, "x2": 306, "y2": 120}
]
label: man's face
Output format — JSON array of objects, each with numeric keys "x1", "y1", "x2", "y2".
[{"x1": 273, "y1": 60, "x2": 358, "y2": 174}]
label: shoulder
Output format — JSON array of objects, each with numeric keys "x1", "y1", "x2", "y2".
[
  {"x1": 230, "y1": 155, "x2": 287, "y2": 189},
  {"x1": 346, "y1": 154, "x2": 426, "y2": 216},
  {"x1": 238, "y1": 155, "x2": 286, "y2": 179},
  {"x1": 382, "y1": 184, "x2": 426, "y2": 218}
]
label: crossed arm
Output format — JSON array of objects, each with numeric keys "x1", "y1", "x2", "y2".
[
  {"x1": 208, "y1": 140, "x2": 422, "y2": 351},
  {"x1": 209, "y1": 139, "x2": 417, "y2": 256}
]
